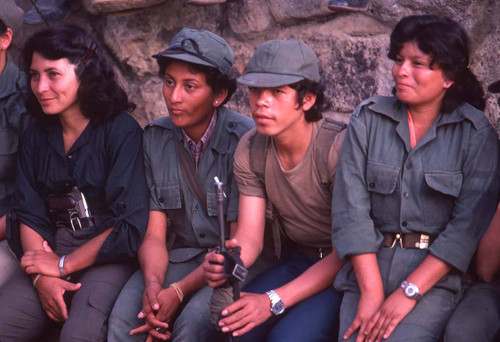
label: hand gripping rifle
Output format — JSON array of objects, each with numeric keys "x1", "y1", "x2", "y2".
[{"x1": 213, "y1": 177, "x2": 248, "y2": 341}]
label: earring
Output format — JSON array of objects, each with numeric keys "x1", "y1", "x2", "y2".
[{"x1": 215, "y1": 101, "x2": 219, "y2": 105}]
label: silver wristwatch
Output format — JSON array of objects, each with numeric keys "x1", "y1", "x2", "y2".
[
  {"x1": 401, "y1": 280, "x2": 422, "y2": 300},
  {"x1": 266, "y1": 289, "x2": 285, "y2": 315}
]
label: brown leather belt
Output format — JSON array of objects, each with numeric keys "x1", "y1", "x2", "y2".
[
  {"x1": 382, "y1": 232, "x2": 436, "y2": 250},
  {"x1": 295, "y1": 244, "x2": 332, "y2": 259}
]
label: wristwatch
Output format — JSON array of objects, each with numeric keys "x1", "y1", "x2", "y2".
[
  {"x1": 266, "y1": 289, "x2": 285, "y2": 315},
  {"x1": 400, "y1": 280, "x2": 422, "y2": 300}
]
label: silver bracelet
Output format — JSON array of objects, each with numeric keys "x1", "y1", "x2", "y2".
[
  {"x1": 59, "y1": 255, "x2": 67, "y2": 278},
  {"x1": 32, "y1": 274, "x2": 41, "y2": 288}
]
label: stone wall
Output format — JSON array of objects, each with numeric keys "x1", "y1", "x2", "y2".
[{"x1": 13, "y1": 0, "x2": 500, "y2": 128}]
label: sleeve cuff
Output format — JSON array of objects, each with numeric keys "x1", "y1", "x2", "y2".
[
  {"x1": 429, "y1": 230, "x2": 477, "y2": 273},
  {"x1": 332, "y1": 219, "x2": 383, "y2": 259}
]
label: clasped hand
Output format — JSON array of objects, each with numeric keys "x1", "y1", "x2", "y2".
[
  {"x1": 130, "y1": 285, "x2": 182, "y2": 341},
  {"x1": 344, "y1": 289, "x2": 416, "y2": 342},
  {"x1": 20, "y1": 241, "x2": 61, "y2": 277}
]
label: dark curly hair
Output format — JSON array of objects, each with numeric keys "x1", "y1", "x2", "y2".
[
  {"x1": 388, "y1": 15, "x2": 485, "y2": 113},
  {"x1": 288, "y1": 79, "x2": 331, "y2": 122},
  {"x1": 157, "y1": 58, "x2": 237, "y2": 106},
  {"x1": 23, "y1": 25, "x2": 134, "y2": 123}
]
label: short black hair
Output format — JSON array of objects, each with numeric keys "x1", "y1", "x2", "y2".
[
  {"x1": 23, "y1": 25, "x2": 134, "y2": 123},
  {"x1": 0, "y1": 19, "x2": 7, "y2": 34},
  {"x1": 157, "y1": 58, "x2": 237, "y2": 105},
  {"x1": 388, "y1": 15, "x2": 485, "y2": 113},
  {"x1": 288, "y1": 79, "x2": 331, "y2": 122}
]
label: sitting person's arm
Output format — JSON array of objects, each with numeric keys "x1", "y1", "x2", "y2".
[
  {"x1": 0, "y1": 215, "x2": 5, "y2": 240},
  {"x1": 475, "y1": 202, "x2": 500, "y2": 282},
  {"x1": 204, "y1": 193, "x2": 344, "y2": 337}
]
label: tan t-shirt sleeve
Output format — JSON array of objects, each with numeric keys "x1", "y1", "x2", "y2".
[
  {"x1": 328, "y1": 128, "x2": 347, "y2": 184},
  {"x1": 234, "y1": 129, "x2": 266, "y2": 198}
]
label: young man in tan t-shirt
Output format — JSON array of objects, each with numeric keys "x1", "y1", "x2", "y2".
[{"x1": 203, "y1": 39, "x2": 345, "y2": 341}]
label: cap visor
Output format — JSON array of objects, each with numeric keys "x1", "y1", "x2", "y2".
[
  {"x1": 237, "y1": 72, "x2": 304, "y2": 88},
  {"x1": 153, "y1": 52, "x2": 215, "y2": 69}
]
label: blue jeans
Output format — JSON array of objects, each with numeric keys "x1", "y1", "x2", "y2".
[
  {"x1": 240, "y1": 251, "x2": 342, "y2": 342},
  {"x1": 108, "y1": 252, "x2": 214, "y2": 342}
]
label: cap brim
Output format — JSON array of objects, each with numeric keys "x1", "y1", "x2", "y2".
[
  {"x1": 153, "y1": 52, "x2": 215, "y2": 69},
  {"x1": 237, "y1": 72, "x2": 304, "y2": 88}
]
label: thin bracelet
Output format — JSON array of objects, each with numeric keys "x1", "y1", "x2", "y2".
[
  {"x1": 32, "y1": 274, "x2": 41, "y2": 288},
  {"x1": 169, "y1": 282, "x2": 184, "y2": 303},
  {"x1": 59, "y1": 255, "x2": 67, "y2": 278}
]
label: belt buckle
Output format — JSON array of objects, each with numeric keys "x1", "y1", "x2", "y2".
[
  {"x1": 415, "y1": 234, "x2": 429, "y2": 249},
  {"x1": 318, "y1": 248, "x2": 324, "y2": 259},
  {"x1": 69, "y1": 212, "x2": 82, "y2": 231},
  {"x1": 390, "y1": 233, "x2": 404, "y2": 249}
]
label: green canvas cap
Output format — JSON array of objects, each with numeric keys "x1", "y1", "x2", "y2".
[
  {"x1": 153, "y1": 28, "x2": 234, "y2": 77},
  {"x1": 0, "y1": 0, "x2": 24, "y2": 34},
  {"x1": 238, "y1": 39, "x2": 320, "y2": 88}
]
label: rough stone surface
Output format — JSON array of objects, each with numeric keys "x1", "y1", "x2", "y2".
[
  {"x1": 82, "y1": 0, "x2": 168, "y2": 14},
  {"x1": 228, "y1": 0, "x2": 273, "y2": 36},
  {"x1": 267, "y1": 0, "x2": 334, "y2": 24},
  {"x1": 10, "y1": 0, "x2": 500, "y2": 130}
]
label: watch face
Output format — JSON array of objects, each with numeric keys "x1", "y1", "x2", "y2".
[
  {"x1": 271, "y1": 301, "x2": 285, "y2": 315},
  {"x1": 405, "y1": 286, "x2": 416, "y2": 297}
]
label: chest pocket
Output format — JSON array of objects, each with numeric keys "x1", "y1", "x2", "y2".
[
  {"x1": 206, "y1": 190, "x2": 227, "y2": 217},
  {"x1": 154, "y1": 183, "x2": 182, "y2": 210},
  {"x1": 423, "y1": 171, "x2": 462, "y2": 227},
  {"x1": 366, "y1": 161, "x2": 400, "y2": 224},
  {"x1": 0, "y1": 128, "x2": 19, "y2": 179}
]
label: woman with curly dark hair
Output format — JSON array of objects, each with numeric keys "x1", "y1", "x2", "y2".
[
  {"x1": 0, "y1": 25, "x2": 149, "y2": 341},
  {"x1": 332, "y1": 15, "x2": 498, "y2": 341}
]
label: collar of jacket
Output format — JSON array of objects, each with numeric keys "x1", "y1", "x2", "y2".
[
  {"x1": 152, "y1": 106, "x2": 234, "y2": 155},
  {"x1": 366, "y1": 95, "x2": 485, "y2": 131}
]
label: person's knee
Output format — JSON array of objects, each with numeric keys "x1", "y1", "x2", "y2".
[{"x1": 173, "y1": 290, "x2": 213, "y2": 341}]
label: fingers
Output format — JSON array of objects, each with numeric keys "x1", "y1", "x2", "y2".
[
  {"x1": 145, "y1": 314, "x2": 169, "y2": 330},
  {"x1": 130, "y1": 324, "x2": 170, "y2": 341},
  {"x1": 380, "y1": 319, "x2": 398, "y2": 340},
  {"x1": 53, "y1": 293, "x2": 69, "y2": 322},
  {"x1": 63, "y1": 281, "x2": 82, "y2": 292},
  {"x1": 365, "y1": 311, "x2": 381, "y2": 340},
  {"x1": 130, "y1": 323, "x2": 152, "y2": 335},
  {"x1": 148, "y1": 327, "x2": 171, "y2": 341},
  {"x1": 203, "y1": 253, "x2": 227, "y2": 287},
  {"x1": 140, "y1": 288, "x2": 160, "y2": 318},
  {"x1": 343, "y1": 317, "x2": 360, "y2": 340}
]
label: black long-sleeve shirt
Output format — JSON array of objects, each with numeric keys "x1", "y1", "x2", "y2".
[{"x1": 8, "y1": 112, "x2": 149, "y2": 264}]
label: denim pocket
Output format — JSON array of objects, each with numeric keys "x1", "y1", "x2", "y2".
[
  {"x1": 423, "y1": 171, "x2": 462, "y2": 226},
  {"x1": 366, "y1": 161, "x2": 401, "y2": 224}
]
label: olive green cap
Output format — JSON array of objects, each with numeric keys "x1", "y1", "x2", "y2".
[
  {"x1": 238, "y1": 39, "x2": 320, "y2": 88},
  {"x1": 0, "y1": 0, "x2": 24, "y2": 34},
  {"x1": 153, "y1": 28, "x2": 234, "y2": 77}
]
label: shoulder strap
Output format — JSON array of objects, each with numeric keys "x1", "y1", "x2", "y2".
[
  {"x1": 315, "y1": 117, "x2": 347, "y2": 192},
  {"x1": 248, "y1": 131, "x2": 270, "y2": 184},
  {"x1": 175, "y1": 139, "x2": 209, "y2": 213}
]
